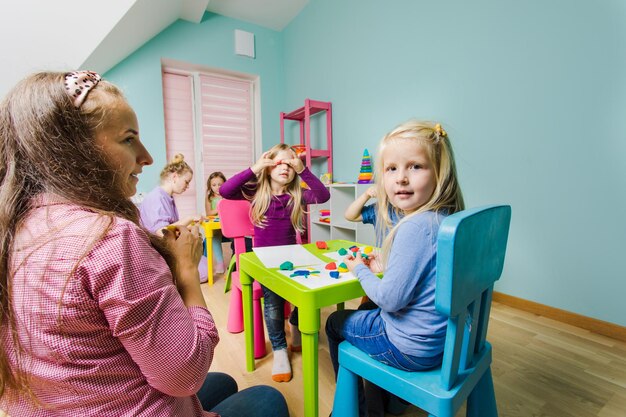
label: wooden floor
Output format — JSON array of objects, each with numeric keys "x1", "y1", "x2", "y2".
[
  {"x1": 202, "y1": 267, "x2": 626, "y2": 417},
  {"x1": 2, "y1": 258, "x2": 625, "y2": 417}
]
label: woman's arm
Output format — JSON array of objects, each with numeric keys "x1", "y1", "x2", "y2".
[
  {"x1": 82, "y1": 221, "x2": 217, "y2": 396},
  {"x1": 163, "y1": 224, "x2": 207, "y2": 308}
]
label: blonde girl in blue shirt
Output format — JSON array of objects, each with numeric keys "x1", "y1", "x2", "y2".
[{"x1": 326, "y1": 120, "x2": 465, "y2": 417}]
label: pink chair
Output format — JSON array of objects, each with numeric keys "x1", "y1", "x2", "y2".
[{"x1": 217, "y1": 199, "x2": 267, "y2": 359}]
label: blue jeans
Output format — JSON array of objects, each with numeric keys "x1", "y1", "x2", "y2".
[
  {"x1": 261, "y1": 285, "x2": 298, "y2": 350},
  {"x1": 197, "y1": 372, "x2": 289, "y2": 417},
  {"x1": 325, "y1": 305, "x2": 441, "y2": 417}
]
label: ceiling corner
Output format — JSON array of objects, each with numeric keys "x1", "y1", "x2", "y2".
[{"x1": 180, "y1": 0, "x2": 211, "y2": 23}]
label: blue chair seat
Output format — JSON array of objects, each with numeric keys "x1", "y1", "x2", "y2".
[{"x1": 336, "y1": 341, "x2": 493, "y2": 417}]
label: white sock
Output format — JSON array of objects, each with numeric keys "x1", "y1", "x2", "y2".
[
  {"x1": 290, "y1": 322, "x2": 302, "y2": 351},
  {"x1": 271, "y1": 348, "x2": 292, "y2": 382}
]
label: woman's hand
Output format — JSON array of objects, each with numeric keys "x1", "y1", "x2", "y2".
[
  {"x1": 163, "y1": 224, "x2": 207, "y2": 307},
  {"x1": 251, "y1": 151, "x2": 276, "y2": 175},
  {"x1": 163, "y1": 225, "x2": 203, "y2": 274}
]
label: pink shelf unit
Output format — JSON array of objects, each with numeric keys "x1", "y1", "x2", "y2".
[{"x1": 280, "y1": 99, "x2": 333, "y2": 178}]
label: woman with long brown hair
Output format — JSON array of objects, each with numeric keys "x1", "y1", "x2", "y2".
[{"x1": 0, "y1": 71, "x2": 288, "y2": 417}]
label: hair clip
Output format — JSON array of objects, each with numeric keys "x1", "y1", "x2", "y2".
[
  {"x1": 434, "y1": 123, "x2": 447, "y2": 138},
  {"x1": 64, "y1": 71, "x2": 101, "y2": 108}
]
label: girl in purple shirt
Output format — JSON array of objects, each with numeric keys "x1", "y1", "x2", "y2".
[{"x1": 220, "y1": 143, "x2": 330, "y2": 382}]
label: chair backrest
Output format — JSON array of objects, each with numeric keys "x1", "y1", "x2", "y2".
[
  {"x1": 435, "y1": 205, "x2": 511, "y2": 390},
  {"x1": 217, "y1": 199, "x2": 254, "y2": 268}
]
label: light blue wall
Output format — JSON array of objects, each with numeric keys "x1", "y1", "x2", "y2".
[
  {"x1": 104, "y1": 12, "x2": 284, "y2": 192},
  {"x1": 104, "y1": 1, "x2": 626, "y2": 326},
  {"x1": 282, "y1": 0, "x2": 626, "y2": 325}
]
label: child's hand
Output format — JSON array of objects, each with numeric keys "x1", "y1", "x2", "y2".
[
  {"x1": 283, "y1": 157, "x2": 305, "y2": 174},
  {"x1": 251, "y1": 151, "x2": 276, "y2": 175},
  {"x1": 344, "y1": 252, "x2": 367, "y2": 272},
  {"x1": 366, "y1": 186, "x2": 377, "y2": 199},
  {"x1": 366, "y1": 252, "x2": 384, "y2": 274}
]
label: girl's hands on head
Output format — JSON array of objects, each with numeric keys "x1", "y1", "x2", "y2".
[
  {"x1": 251, "y1": 151, "x2": 276, "y2": 175},
  {"x1": 284, "y1": 156, "x2": 305, "y2": 174}
]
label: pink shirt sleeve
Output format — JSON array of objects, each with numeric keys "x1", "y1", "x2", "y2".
[{"x1": 78, "y1": 220, "x2": 219, "y2": 397}]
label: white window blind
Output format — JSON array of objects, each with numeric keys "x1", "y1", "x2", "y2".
[
  {"x1": 161, "y1": 71, "x2": 255, "y2": 218},
  {"x1": 162, "y1": 72, "x2": 198, "y2": 219},
  {"x1": 199, "y1": 74, "x2": 253, "y2": 181}
]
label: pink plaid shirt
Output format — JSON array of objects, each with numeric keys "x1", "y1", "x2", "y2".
[{"x1": 4, "y1": 195, "x2": 220, "y2": 416}]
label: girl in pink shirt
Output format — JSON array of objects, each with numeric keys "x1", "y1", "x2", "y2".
[{"x1": 0, "y1": 71, "x2": 288, "y2": 417}]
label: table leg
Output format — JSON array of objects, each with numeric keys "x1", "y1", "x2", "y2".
[
  {"x1": 205, "y1": 228, "x2": 214, "y2": 286},
  {"x1": 240, "y1": 269, "x2": 255, "y2": 372},
  {"x1": 300, "y1": 307, "x2": 321, "y2": 417}
]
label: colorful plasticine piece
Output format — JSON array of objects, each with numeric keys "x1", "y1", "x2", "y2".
[
  {"x1": 337, "y1": 262, "x2": 349, "y2": 273},
  {"x1": 363, "y1": 246, "x2": 373, "y2": 254},
  {"x1": 280, "y1": 261, "x2": 294, "y2": 271},
  {"x1": 325, "y1": 262, "x2": 337, "y2": 270},
  {"x1": 338, "y1": 248, "x2": 348, "y2": 256},
  {"x1": 329, "y1": 271, "x2": 340, "y2": 279},
  {"x1": 316, "y1": 241, "x2": 328, "y2": 249},
  {"x1": 290, "y1": 270, "x2": 311, "y2": 278}
]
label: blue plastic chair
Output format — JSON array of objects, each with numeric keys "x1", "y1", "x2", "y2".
[{"x1": 332, "y1": 205, "x2": 512, "y2": 417}]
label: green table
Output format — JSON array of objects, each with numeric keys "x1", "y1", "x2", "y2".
[{"x1": 239, "y1": 240, "x2": 367, "y2": 417}]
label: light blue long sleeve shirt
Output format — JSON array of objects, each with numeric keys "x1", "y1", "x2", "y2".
[{"x1": 353, "y1": 210, "x2": 448, "y2": 357}]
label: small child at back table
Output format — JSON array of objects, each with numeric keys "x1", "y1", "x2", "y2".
[{"x1": 205, "y1": 171, "x2": 227, "y2": 273}]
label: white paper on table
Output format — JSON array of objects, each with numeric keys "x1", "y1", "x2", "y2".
[
  {"x1": 276, "y1": 264, "x2": 358, "y2": 289},
  {"x1": 253, "y1": 244, "x2": 322, "y2": 268}
]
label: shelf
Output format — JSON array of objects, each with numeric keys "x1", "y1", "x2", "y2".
[
  {"x1": 282, "y1": 99, "x2": 331, "y2": 120},
  {"x1": 333, "y1": 223, "x2": 358, "y2": 231},
  {"x1": 311, "y1": 220, "x2": 331, "y2": 227},
  {"x1": 308, "y1": 183, "x2": 377, "y2": 247},
  {"x1": 280, "y1": 98, "x2": 333, "y2": 178},
  {"x1": 281, "y1": 99, "x2": 333, "y2": 244}
]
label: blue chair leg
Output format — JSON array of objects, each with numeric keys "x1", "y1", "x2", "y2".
[
  {"x1": 467, "y1": 367, "x2": 498, "y2": 417},
  {"x1": 332, "y1": 366, "x2": 359, "y2": 417}
]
